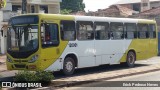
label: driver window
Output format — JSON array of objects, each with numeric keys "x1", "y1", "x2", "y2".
[
  {"x1": 41, "y1": 23, "x2": 59, "y2": 47},
  {"x1": 60, "y1": 20, "x2": 76, "y2": 41}
]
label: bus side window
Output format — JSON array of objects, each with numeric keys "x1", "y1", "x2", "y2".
[
  {"x1": 149, "y1": 24, "x2": 156, "y2": 38},
  {"x1": 95, "y1": 22, "x2": 110, "y2": 40},
  {"x1": 124, "y1": 23, "x2": 137, "y2": 39},
  {"x1": 41, "y1": 23, "x2": 59, "y2": 47},
  {"x1": 77, "y1": 21, "x2": 94, "y2": 40},
  {"x1": 137, "y1": 24, "x2": 149, "y2": 39},
  {"x1": 110, "y1": 22, "x2": 124, "y2": 39},
  {"x1": 60, "y1": 20, "x2": 76, "y2": 41}
]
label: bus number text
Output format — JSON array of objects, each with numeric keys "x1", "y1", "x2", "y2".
[{"x1": 68, "y1": 43, "x2": 77, "y2": 47}]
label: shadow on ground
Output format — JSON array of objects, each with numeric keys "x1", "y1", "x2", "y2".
[
  {"x1": 0, "y1": 63, "x2": 149, "y2": 82},
  {"x1": 53, "y1": 63, "x2": 149, "y2": 79}
]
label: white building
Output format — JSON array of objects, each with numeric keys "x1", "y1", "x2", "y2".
[
  {"x1": 115, "y1": 0, "x2": 160, "y2": 12},
  {"x1": 141, "y1": 0, "x2": 150, "y2": 12},
  {"x1": 0, "y1": 0, "x2": 62, "y2": 54}
]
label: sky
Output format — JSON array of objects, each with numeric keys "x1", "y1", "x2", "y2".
[{"x1": 83, "y1": 0, "x2": 120, "y2": 12}]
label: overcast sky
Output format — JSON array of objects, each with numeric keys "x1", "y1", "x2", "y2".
[{"x1": 83, "y1": 0, "x2": 120, "y2": 12}]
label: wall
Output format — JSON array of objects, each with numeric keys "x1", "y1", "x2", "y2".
[
  {"x1": 150, "y1": 1, "x2": 160, "y2": 9},
  {"x1": 48, "y1": 4, "x2": 60, "y2": 14},
  {"x1": 120, "y1": 4, "x2": 133, "y2": 10},
  {"x1": 0, "y1": 24, "x2": 7, "y2": 54}
]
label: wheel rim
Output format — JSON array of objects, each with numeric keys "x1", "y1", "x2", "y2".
[
  {"x1": 65, "y1": 61, "x2": 73, "y2": 72},
  {"x1": 128, "y1": 53, "x2": 135, "y2": 65}
]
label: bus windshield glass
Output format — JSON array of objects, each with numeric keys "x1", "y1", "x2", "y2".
[
  {"x1": 7, "y1": 15, "x2": 39, "y2": 58},
  {"x1": 7, "y1": 25, "x2": 38, "y2": 52}
]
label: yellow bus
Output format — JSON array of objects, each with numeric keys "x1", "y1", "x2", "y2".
[{"x1": 6, "y1": 14, "x2": 158, "y2": 75}]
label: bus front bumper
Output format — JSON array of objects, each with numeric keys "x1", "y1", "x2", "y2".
[{"x1": 7, "y1": 62, "x2": 38, "y2": 71}]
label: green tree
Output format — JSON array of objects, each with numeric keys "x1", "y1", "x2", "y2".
[
  {"x1": 60, "y1": 9, "x2": 72, "y2": 14},
  {"x1": 60, "y1": 0, "x2": 85, "y2": 13}
]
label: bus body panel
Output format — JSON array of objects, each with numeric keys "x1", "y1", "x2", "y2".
[
  {"x1": 95, "y1": 40, "x2": 126, "y2": 65},
  {"x1": 45, "y1": 39, "x2": 132, "y2": 71}
]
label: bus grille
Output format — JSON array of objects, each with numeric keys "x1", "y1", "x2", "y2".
[
  {"x1": 14, "y1": 64, "x2": 26, "y2": 68},
  {"x1": 14, "y1": 60, "x2": 28, "y2": 63}
]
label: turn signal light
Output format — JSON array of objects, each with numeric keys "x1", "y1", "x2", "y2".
[{"x1": 28, "y1": 65, "x2": 36, "y2": 69}]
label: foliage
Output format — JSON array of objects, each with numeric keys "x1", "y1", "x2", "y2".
[
  {"x1": 14, "y1": 71, "x2": 54, "y2": 84},
  {"x1": 60, "y1": 0, "x2": 85, "y2": 13},
  {"x1": 36, "y1": 71, "x2": 54, "y2": 82},
  {"x1": 61, "y1": 9, "x2": 72, "y2": 14},
  {"x1": 14, "y1": 71, "x2": 37, "y2": 82}
]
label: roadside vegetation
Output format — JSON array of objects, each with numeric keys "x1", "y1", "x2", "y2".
[
  {"x1": 60, "y1": 0, "x2": 85, "y2": 14},
  {"x1": 14, "y1": 71, "x2": 54, "y2": 86}
]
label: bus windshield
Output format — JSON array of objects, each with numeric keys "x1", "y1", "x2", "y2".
[
  {"x1": 7, "y1": 15, "x2": 39, "y2": 58},
  {"x1": 7, "y1": 25, "x2": 38, "y2": 52}
]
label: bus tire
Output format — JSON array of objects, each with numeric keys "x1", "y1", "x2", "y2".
[
  {"x1": 63, "y1": 57, "x2": 75, "y2": 75},
  {"x1": 126, "y1": 51, "x2": 136, "y2": 67}
]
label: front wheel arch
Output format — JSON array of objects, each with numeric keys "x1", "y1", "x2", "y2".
[
  {"x1": 64, "y1": 53, "x2": 78, "y2": 67},
  {"x1": 62, "y1": 57, "x2": 75, "y2": 75},
  {"x1": 127, "y1": 49, "x2": 136, "y2": 61}
]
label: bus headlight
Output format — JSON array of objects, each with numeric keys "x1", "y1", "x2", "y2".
[
  {"x1": 28, "y1": 55, "x2": 38, "y2": 63},
  {"x1": 7, "y1": 56, "x2": 12, "y2": 63}
]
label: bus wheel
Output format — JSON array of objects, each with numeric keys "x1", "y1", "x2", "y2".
[
  {"x1": 126, "y1": 51, "x2": 136, "y2": 67},
  {"x1": 63, "y1": 57, "x2": 75, "y2": 75}
]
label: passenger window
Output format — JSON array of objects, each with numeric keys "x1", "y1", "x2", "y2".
[
  {"x1": 149, "y1": 24, "x2": 156, "y2": 38},
  {"x1": 110, "y1": 22, "x2": 124, "y2": 39},
  {"x1": 41, "y1": 23, "x2": 59, "y2": 47},
  {"x1": 124, "y1": 23, "x2": 137, "y2": 39},
  {"x1": 95, "y1": 22, "x2": 110, "y2": 40},
  {"x1": 60, "y1": 21, "x2": 76, "y2": 41},
  {"x1": 137, "y1": 24, "x2": 148, "y2": 39},
  {"x1": 77, "y1": 21, "x2": 94, "y2": 40}
]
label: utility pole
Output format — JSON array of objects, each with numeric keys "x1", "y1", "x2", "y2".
[
  {"x1": 22, "y1": 0, "x2": 27, "y2": 14},
  {"x1": 0, "y1": 0, "x2": 4, "y2": 9}
]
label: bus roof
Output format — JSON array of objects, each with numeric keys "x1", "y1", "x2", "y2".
[{"x1": 13, "y1": 13, "x2": 156, "y2": 24}]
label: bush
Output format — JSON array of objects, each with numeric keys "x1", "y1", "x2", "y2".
[
  {"x1": 14, "y1": 71, "x2": 54, "y2": 86},
  {"x1": 36, "y1": 71, "x2": 54, "y2": 82},
  {"x1": 14, "y1": 71, "x2": 37, "y2": 82}
]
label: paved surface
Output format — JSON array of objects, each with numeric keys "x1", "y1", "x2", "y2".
[
  {"x1": 53, "y1": 57, "x2": 160, "y2": 81},
  {"x1": 0, "y1": 55, "x2": 17, "y2": 81},
  {"x1": 0, "y1": 55, "x2": 7, "y2": 72},
  {"x1": 62, "y1": 71, "x2": 160, "y2": 90},
  {"x1": 51, "y1": 57, "x2": 160, "y2": 88},
  {"x1": 1, "y1": 55, "x2": 160, "y2": 89}
]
